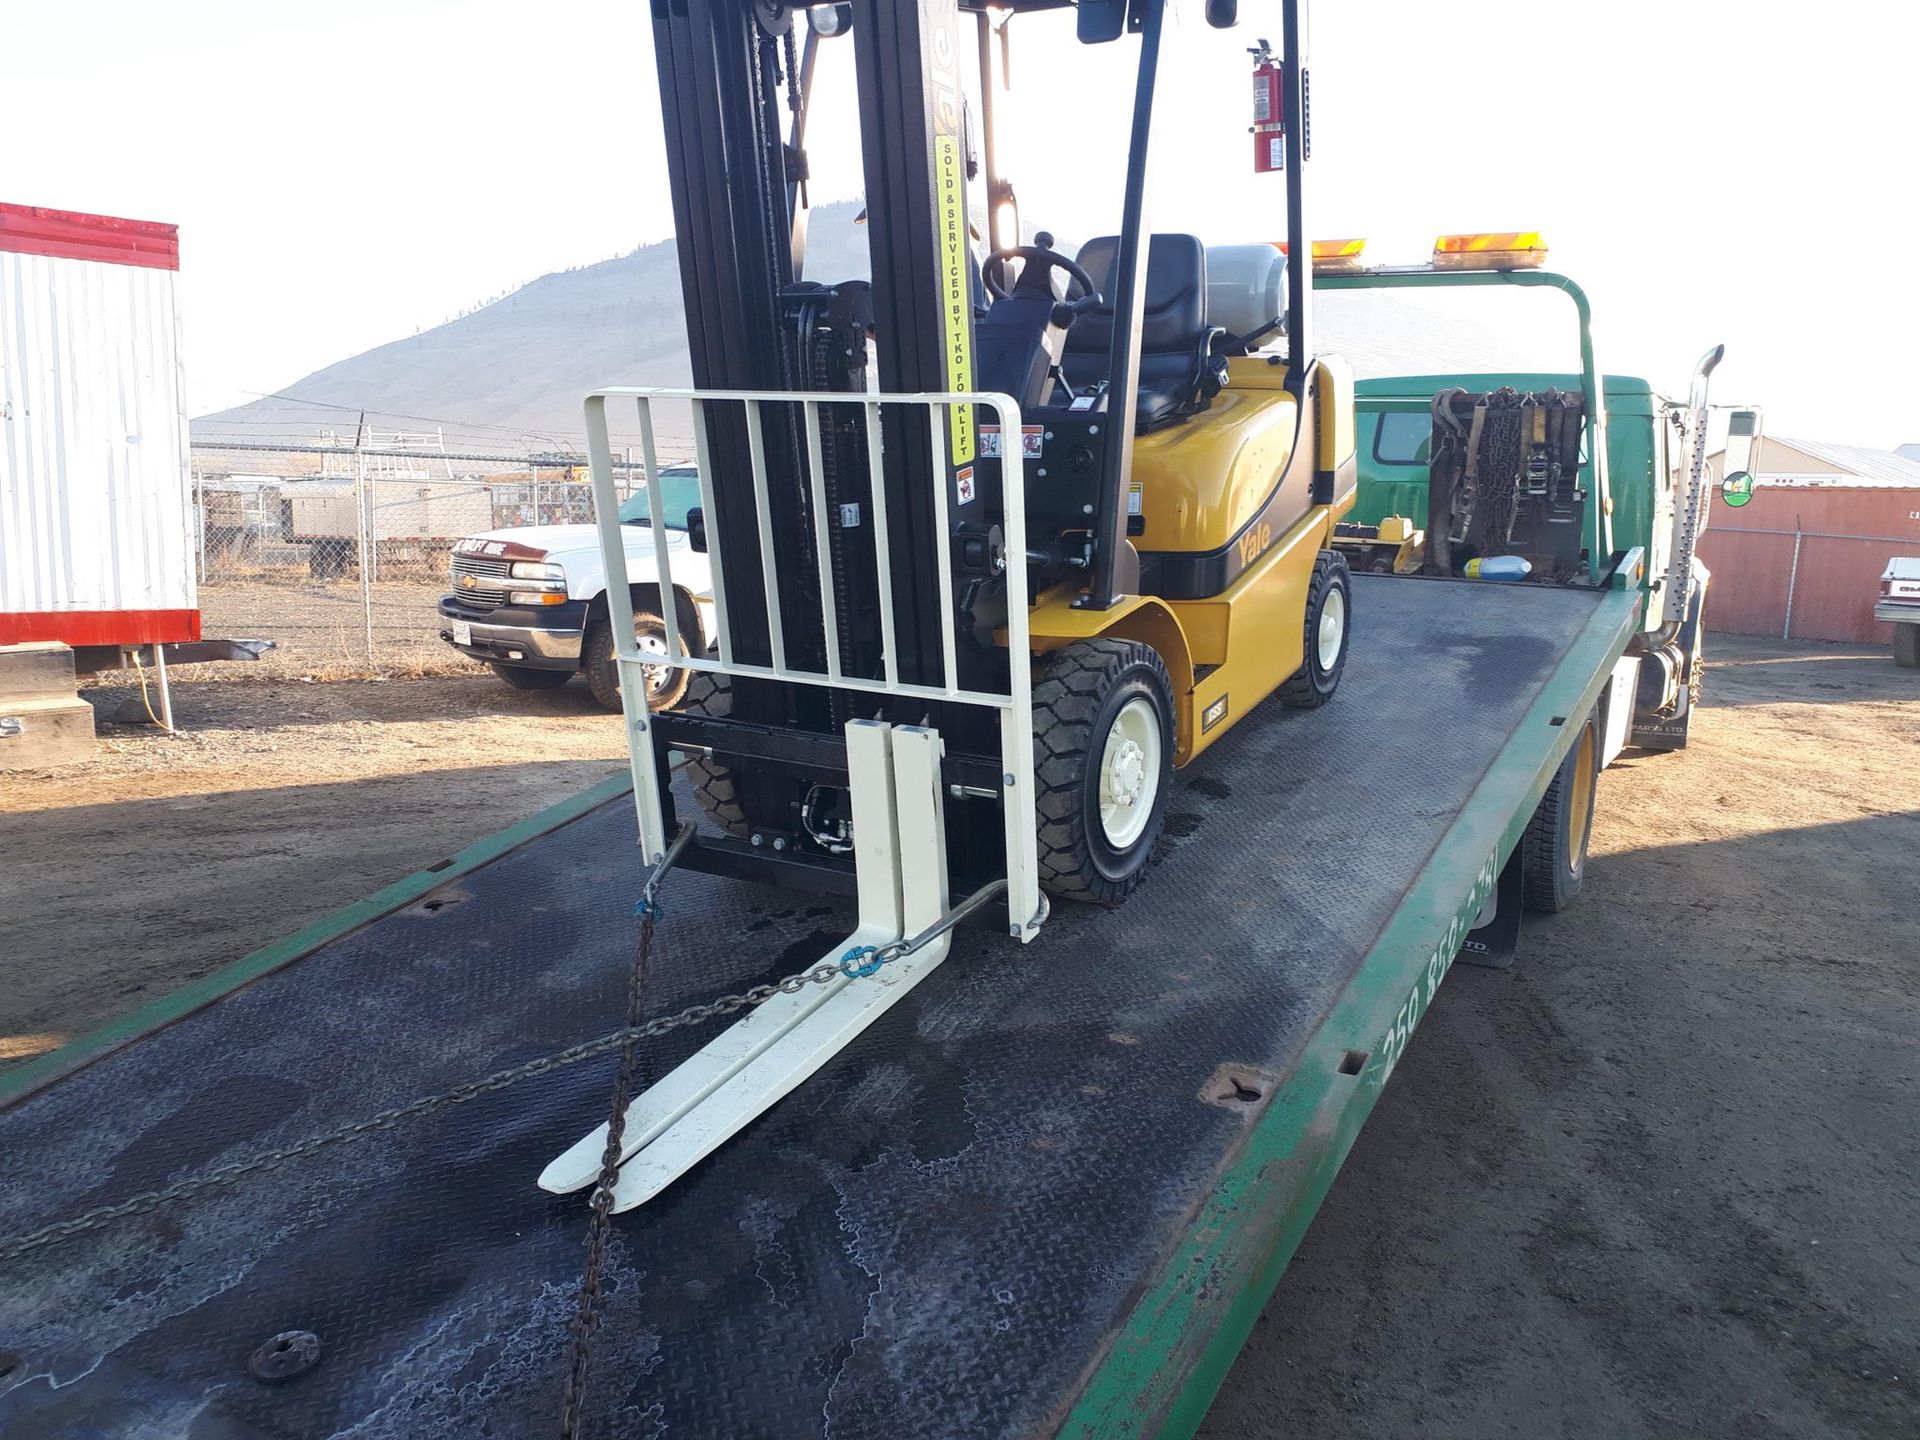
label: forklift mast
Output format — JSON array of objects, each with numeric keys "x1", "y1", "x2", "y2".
[{"x1": 633, "y1": 0, "x2": 1312, "y2": 888}]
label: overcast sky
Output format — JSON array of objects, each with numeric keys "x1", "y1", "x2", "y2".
[{"x1": 5, "y1": 0, "x2": 1915, "y2": 447}]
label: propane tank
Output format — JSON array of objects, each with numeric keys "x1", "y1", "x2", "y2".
[{"x1": 1465, "y1": 556, "x2": 1532, "y2": 582}]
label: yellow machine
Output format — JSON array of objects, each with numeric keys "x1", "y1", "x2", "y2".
[
  {"x1": 1025, "y1": 351, "x2": 1357, "y2": 770},
  {"x1": 586, "y1": 0, "x2": 1362, "y2": 915}
]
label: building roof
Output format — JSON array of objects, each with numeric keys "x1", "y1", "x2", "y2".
[
  {"x1": 1756, "y1": 437, "x2": 1920, "y2": 489},
  {"x1": 1897, "y1": 443, "x2": 1920, "y2": 463}
]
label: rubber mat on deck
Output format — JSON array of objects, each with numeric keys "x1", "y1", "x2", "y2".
[{"x1": 0, "y1": 577, "x2": 1601, "y2": 1439}]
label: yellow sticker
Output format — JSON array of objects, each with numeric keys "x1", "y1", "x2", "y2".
[{"x1": 934, "y1": 132, "x2": 974, "y2": 465}]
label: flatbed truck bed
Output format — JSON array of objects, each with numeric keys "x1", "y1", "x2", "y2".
[{"x1": 0, "y1": 572, "x2": 1640, "y2": 1439}]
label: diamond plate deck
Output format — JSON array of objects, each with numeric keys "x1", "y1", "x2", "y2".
[{"x1": 0, "y1": 576, "x2": 1607, "y2": 1439}]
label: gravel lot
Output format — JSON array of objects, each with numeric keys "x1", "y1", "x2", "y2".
[{"x1": 2, "y1": 633, "x2": 1914, "y2": 1436}]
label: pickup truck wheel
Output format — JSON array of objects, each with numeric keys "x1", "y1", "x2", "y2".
[
  {"x1": 1278, "y1": 552, "x2": 1352, "y2": 709},
  {"x1": 1895, "y1": 623, "x2": 1919, "y2": 668},
  {"x1": 583, "y1": 610, "x2": 690, "y2": 713},
  {"x1": 489, "y1": 663, "x2": 571, "y2": 692},
  {"x1": 681, "y1": 669, "x2": 749, "y2": 838},
  {"x1": 1032, "y1": 637, "x2": 1175, "y2": 905},
  {"x1": 1521, "y1": 709, "x2": 1599, "y2": 913}
]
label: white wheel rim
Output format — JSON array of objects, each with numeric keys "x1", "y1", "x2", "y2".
[
  {"x1": 1098, "y1": 697, "x2": 1162, "y2": 850},
  {"x1": 1316, "y1": 585, "x2": 1346, "y2": 672},
  {"x1": 634, "y1": 628, "x2": 671, "y2": 695}
]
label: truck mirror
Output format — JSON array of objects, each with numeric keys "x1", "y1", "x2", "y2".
[
  {"x1": 807, "y1": 3, "x2": 851, "y2": 38},
  {"x1": 1077, "y1": 0, "x2": 1126, "y2": 43},
  {"x1": 686, "y1": 506, "x2": 708, "y2": 554},
  {"x1": 1722, "y1": 408, "x2": 1762, "y2": 480}
]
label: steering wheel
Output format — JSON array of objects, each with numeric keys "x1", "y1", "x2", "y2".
[{"x1": 982, "y1": 240, "x2": 1099, "y2": 306}]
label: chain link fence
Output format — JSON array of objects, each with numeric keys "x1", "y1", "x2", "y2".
[
  {"x1": 1698, "y1": 525, "x2": 1914, "y2": 644},
  {"x1": 191, "y1": 434, "x2": 692, "y2": 677}
]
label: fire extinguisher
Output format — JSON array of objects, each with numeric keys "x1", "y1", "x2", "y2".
[{"x1": 1250, "y1": 40, "x2": 1285, "y2": 173}]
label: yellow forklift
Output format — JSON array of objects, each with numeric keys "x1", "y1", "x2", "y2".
[
  {"x1": 555, "y1": 0, "x2": 1355, "y2": 1211},
  {"x1": 605, "y1": 0, "x2": 1354, "y2": 901}
]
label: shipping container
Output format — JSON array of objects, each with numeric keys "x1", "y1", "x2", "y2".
[
  {"x1": 0, "y1": 203, "x2": 195, "y2": 648},
  {"x1": 1699, "y1": 479, "x2": 1920, "y2": 643}
]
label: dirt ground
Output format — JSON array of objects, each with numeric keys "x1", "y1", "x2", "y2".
[
  {"x1": 196, "y1": 577, "x2": 466, "y2": 679},
  {"x1": 1, "y1": 634, "x2": 1915, "y2": 1437},
  {"x1": 0, "y1": 663, "x2": 629, "y2": 1060},
  {"x1": 1201, "y1": 635, "x2": 1920, "y2": 1440}
]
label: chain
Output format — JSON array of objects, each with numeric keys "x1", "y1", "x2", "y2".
[
  {"x1": 559, "y1": 904, "x2": 656, "y2": 1438},
  {"x1": 0, "y1": 876, "x2": 1006, "y2": 1269},
  {"x1": 556, "y1": 871, "x2": 1004, "y2": 1436}
]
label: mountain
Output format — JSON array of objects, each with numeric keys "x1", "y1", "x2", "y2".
[
  {"x1": 194, "y1": 202, "x2": 1531, "y2": 457},
  {"x1": 192, "y1": 201, "x2": 877, "y2": 455}
]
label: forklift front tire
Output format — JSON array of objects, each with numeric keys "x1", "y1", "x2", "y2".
[
  {"x1": 1032, "y1": 637, "x2": 1176, "y2": 905},
  {"x1": 681, "y1": 668, "x2": 750, "y2": 839},
  {"x1": 1279, "y1": 551, "x2": 1352, "y2": 709}
]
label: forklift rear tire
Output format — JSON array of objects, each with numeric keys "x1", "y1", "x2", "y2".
[
  {"x1": 1278, "y1": 551, "x2": 1352, "y2": 708},
  {"x1": 681, "y1": 669, "x2": 750, "y2": 839},
  {"x1": 489, "y1": 663, "x2": 571, "y2": 692},
  {"x1": 1032, "y1": 637, "x2": 1175, "y2": 905},
  {"x1": 1521, "y1": 710, "x2": 1599, "y2": 913}
]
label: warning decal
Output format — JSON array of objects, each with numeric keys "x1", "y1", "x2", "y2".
[{"x1": 934, "y1": 132, "x2": 975, "y2": 465}]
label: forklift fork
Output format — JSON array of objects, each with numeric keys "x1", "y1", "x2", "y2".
[
  {"x1": 543, "y1": 386, "x2": 1043, "y2": 1210},
  {"x1": 540, "y1": 719, "x2": 952, "y2": 1211}
]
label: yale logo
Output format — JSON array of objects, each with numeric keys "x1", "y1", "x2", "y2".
[
  {"x1": 1234, "y1": 521, "x2": 1273, "y2": 570},
  {"x1": 1202, "y1": 694, "x2": 1230, "y2": 732}
]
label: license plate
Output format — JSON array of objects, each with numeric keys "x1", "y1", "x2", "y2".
[{"x1": 452, "y1": 620, "x2": 473, "y2": 647}]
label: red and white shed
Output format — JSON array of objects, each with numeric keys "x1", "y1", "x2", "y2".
[{"x1": 0, "y1": 203, "x2": 196, "y2": 655}]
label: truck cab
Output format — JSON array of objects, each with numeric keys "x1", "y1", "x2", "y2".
[
  {"x1": 1320, "y1": 251, "x2": 1758, "y2": 754},
  {"x1": 437, "y1": 465, "x2": 713, "y2": 710}
]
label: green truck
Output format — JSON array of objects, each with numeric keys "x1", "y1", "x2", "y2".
[{"x1": 1329, "y1": 263, "x2": 1760, "y2": 755}]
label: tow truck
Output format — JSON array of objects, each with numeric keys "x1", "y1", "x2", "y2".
[{"x1": 0, "y1": 3, "x2": 1755, "y2": 1436}]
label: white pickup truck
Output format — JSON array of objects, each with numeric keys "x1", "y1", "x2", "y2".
[
  {"x1": 1877, "y1": 556, "x2": 1920, "y2": 668},
  {"x1": 438, "y1": 465, "x2": 714, "y2": 709}
]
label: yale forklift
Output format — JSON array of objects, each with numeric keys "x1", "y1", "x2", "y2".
[{"x1": 551, "y1": 0, "x2": 1358, "y2": 1210}]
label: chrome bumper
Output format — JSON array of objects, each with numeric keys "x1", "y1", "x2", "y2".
[{"x1": 1873, "y1": 602, "x2": 1920, "y2": 626}]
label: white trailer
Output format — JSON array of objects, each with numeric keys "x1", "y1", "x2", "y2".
[{"x1": 0, "y1": 203, "x2": 260, "y2": 760}]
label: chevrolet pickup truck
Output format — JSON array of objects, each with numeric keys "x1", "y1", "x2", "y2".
[
  {"x1": 1878, "y1": 556, "x2": 1920, "y2": 667},
  {"x1": 438, "y1": 465, "x2": 713, "y2": 709}
]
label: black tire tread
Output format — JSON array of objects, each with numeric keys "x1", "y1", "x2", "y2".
[
  {"x1": 583, "y1": 604, "x2": 691, "y2": 713},
  {"x1": 1278, "y1": 551, "x2": 1351, "y2": 709},
  {"x1": 682, "y1": 669, "x2": 749, "y2": 838},
  {"x1": 1895, "y1": 623, "x2": 1920, "y2": 668},
  {"x1": 1031, "y1": 637, "x2": 1172, "y2": 904},
  {"x1": 1521, "y1": 714, "x2": 1596, "y2": 913}
]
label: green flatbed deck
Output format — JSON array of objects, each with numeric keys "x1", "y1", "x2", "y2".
[{"x1": 0, "y1": 572, "x2": 1640, "y2": 1439}]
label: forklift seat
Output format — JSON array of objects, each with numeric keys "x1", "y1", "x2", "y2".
[{"x1": 1062, "y1": 233, "x2": 1216, "y2": 432}]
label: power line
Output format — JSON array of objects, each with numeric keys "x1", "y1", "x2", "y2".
[
  {"x1": 189, "y1": 439, "x2": 691, "y2": 468},
  {"x1": 206, "y1": 388, "x2": 627, "y2": 453}
]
